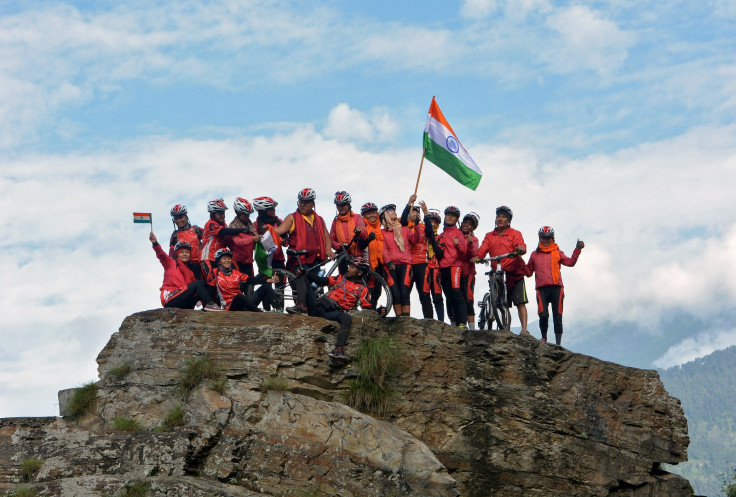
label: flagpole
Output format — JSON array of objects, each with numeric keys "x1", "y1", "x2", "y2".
[{"x1": 413, "y1": 149, "x2": 426, "y2": 198}]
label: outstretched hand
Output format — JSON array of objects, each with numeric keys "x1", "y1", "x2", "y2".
[
  {"x1": 576, "y1": 239, "x2": 585, "y2": 250},
  {"x1": 149, "y1": 232, "x2": 157, "y2": 244},
  {"x1": 418, "y1": 200, "x2": 428, "y2": 216}
]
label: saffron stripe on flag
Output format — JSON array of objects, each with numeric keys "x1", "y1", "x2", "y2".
[{"x1": 133, "y1": 212, "x2": 152, "y2": 224}]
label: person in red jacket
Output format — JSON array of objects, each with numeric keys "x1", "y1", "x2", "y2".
[
  {"x1": 296, "y1": 257, "x2": 382, "y2": 366},
  {"x1": 524, "y1": 226, "x2": 584, "y2": 345},
  {"x1": 212, "y1": 248, "x2": 281, "y2": 311},
  {"x1": 432, "y1": 206, "x2": 468, "y2": 327},
  {"x1": 253, "y1": 196, "x2": 285, "y2": 271},
  {"x1": 224, "y1": 197, "x2": 261, "y2": 278},
  {"x1": 200, "y1": 198, "x2": 254, "y2": 286},
  {"x1": 420, "y1": 203, "x2": 445, "y2": 322},
  {"x1": 168, "y1": 204, "x2": 204, "y2": 280},
  {"x1": 473, "y1": 206, "x2": 529, "y2": 334},
  {"x1": 400, "y1": 194, "x2": 433, "y2": 319},
  {"x1": 330, "y1": 191, "x2": 369, "y2": 259},
  {"x1": 380, "y1": 203, "x2": 418, "y2": 317},
  {"x1": 149, "y1": 232, "x2": 222, "y2": 311},
  {"x1": 460, "y1": 211, "x2": 480, "y2": 329}
]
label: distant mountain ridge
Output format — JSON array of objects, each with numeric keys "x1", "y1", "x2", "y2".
[{"x1": 659, "y1": 345, "x2": 736, "y2": 496}]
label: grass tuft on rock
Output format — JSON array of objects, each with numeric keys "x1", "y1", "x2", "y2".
[
  {"x1": 67, "y1": 381, "x2": 98, "y2": 419},
  {"x1": 8, "y1": 486, "x2": 37, "y2": 497},
  {"x1": 261, "y1": 375, "x2": 290, "y2": 392},
  {"x1": 162, "y1": 406, "x2": 185, "y2": 428},
  {"x1": 345, "y1": 336, "x2": 401, "y2": 417},
  {"x1": 121, "y1": 481, "x2": 150, "y2": 497},
  {"x1": 20, "y1": 457, "x2": 42, "y2": 481},
  {"x1": 178, "y1": 356, "x2": 223, "y2": 393},
  {"x1": 112, "y1": 417, "x2": 140, "y2": 432},
  {"x1": 108, "y1": 363, "x2": 132, "y2": 380}
]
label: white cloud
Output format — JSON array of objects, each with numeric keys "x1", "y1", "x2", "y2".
[
  {"x1": 542, "y1": 5, "x2": 635, "y2": 76},
  {"x1": 460, "y1": 0, "x2": 500, "y2": 19},
  {"x1": 653, "y1": 328, "x2": 736, "y2": 369},
  {"x1": 323, "y1": 103, "x2": 399, "y2": 143}
]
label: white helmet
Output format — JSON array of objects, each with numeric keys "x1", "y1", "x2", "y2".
[{"x1": 233, "y1": 197, "x2": 254, "y2": 215}]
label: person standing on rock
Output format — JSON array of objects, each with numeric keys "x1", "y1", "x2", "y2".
[
  {"x1": 524, "y1": 226, "x2": 584, "y2": 345},
  {"x1": 400, "y1": 194, "x2": 433, "y2": 319},
  {"x1": 149, "y1": 232, "x2": 223, "y2": 311},
  {"x1": 460, "y1": 211, "x2": 480, "y2": 330},
  {"x1": 168, "y1": 204, "x2": 204, "y2": 280},
  {"x1": 473, "y1": 206, "x2": 529, "y2": 334}
]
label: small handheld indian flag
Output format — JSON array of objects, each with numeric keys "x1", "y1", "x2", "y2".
[
  {"x1": 133, "y1": 212, "x2": 152, "y2": 224},
  {"x1": 423, "y1": 97, "x2": 482, "y2": 190}
]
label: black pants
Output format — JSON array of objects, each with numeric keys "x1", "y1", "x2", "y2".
[
  {"x1": 536, "y1": 285, "x2": 564, "y2": 341},
  {"x1": 410, "y1": 263, "x2": 433, "y2": 318},
  {"x1": 303, "y1": 285, "x2": 352, "y2": 348},
  {"x1": 369, "y1": 265, "x2": 387, "y2": 310},
  {"x1": 164, "y1": 280, "x2": 213, "y2": 309},
  {"x1": 427, "y1": 266, "x2": 444, "y2": 321},
  {"x1": 388, "y1": 263, "x2": 412, "y2": 307},
  {"x1": 440, "y1": 266, "x2": 466, "y2": 327},
  {"x1": 228, "y1": 285, "x2": 278, "y2": 311},
  {"x1": 260, "y1": 259, "x2": 286, "y2": 311}
]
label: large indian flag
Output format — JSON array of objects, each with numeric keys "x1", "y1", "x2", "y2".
[{"x1": 423, "y1": 97, "x2": 482, "y2": 190}]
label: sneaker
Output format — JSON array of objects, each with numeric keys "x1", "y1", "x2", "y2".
[
  {"x1": 520, "y1": 329, "x2": 531, "y2": 336},
  {"x1": 541, "y1": 338, "x2": 547, "y2": 343},
  {"x1": 329, "y1": 347, "x2": 349, "y2": 363},
  {"x1": 285, "y1": 304, "x2": 307, "y2": 314},
  {"x1": 458, "y1": 324, "x2": 467, "y2": 329},
  {"x1": 204, "y1": 303, "x2": 224, "y2": 312}
]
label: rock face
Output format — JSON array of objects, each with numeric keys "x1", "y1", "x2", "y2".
[{"x1": 0, "y1": 309, "x2": 692, "y2": 496}]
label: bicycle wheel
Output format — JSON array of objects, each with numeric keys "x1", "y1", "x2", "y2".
[
  {"x1": 364, "y1": 270, "x2": 392, "y2": 314},
  {"x1": 272, "y1": 269, "x2": 297, "y2": 309},
  {"x1": 477, "y1": 293, "x2": 491, "y2": 330},
  {"x1": 489, "y1": 276, "x2": 511, "y2": 330}
]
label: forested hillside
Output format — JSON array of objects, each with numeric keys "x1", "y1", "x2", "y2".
[{"x1": 660, "y1": 345, "x2": 736, "y2": 496}]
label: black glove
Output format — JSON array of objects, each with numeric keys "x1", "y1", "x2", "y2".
[{"x1": 366, "y1": 231, "x2": 376, "y2": 242}]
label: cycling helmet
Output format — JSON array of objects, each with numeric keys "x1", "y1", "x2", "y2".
[
  {"x1": 214, "y1": 248, "x2": 233, "y2": 263},
  {"x1": 428, "y1": 209, "x2": 442, "y2": 224},
  {"x1": 297, "y1": 188, "x2": 316, "y2": 202},
  {"x1": 334, "y1": 191, "x2": 352, "y2": 205},
  {"x1": 173, "y1": 241, "x2": 192, "y2": 253},
  {"x1": 496, "y1": 205, "x2": 513, "y2": 220},
  {"x1": 170, "y1": 204, "x2": 188, "y2": 217},
  {"x1": 379, "y1": 204, "x2": 396, "y2": 216},
  {"x1": 253, "y1": 196, "x2": 278, "y2": 211},
  {"x1": 207, "y1": 198, "x2": 228, "y2": 213},
  {"x1": 444, "y1": 205, "x2": 461, "y2": 217},
  {"x1": 361, "y1": 202, "x2": 378, "y2": 215},
  {"x1": 349, "y1": 257, "x2": 371, "y2": 273},
  {"x1": 463, "y1": 211, "x2": 480, "y2": 229},
  {"x1": 538, "y1": 226, "x2": 555, "y2": 237},
  {"x1": 233, "y1": 197, "x2": 254, "y2": 215}
]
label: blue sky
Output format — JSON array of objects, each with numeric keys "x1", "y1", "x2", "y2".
[{"x1": 2, "y1": 0, "x2": 736, "y2": 416}]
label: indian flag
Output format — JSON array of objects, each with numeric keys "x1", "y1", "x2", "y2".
[
  {"x1": 423, "y1": 97, "x2": 482, "y2": 190},
  {"x1": 133, "y1": 212, "x2": 152, "y2": 224}
]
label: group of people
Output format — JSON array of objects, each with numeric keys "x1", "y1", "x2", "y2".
[{"x1": 148, "y1": 187, "x2": 584, "y2": 363}]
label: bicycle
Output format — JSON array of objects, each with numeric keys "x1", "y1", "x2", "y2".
[
  {"x1": 477, "y1": 252, "x2": 519, "y2": 331},
  {"x1": 272, "y1": 234, "x2": 392, "y2": 313}
]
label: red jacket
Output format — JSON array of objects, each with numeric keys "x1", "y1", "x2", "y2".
[
  {"x1": 461, "y1": 235, "x2": 479, "y2": 276},
  {"x1": 437, "y1": 225, "x2": 467, "y2": 268},
  {"x1": 476, "y1": 227, "x2": 527, "y2": 278},
  {"x1": 382, "y1": 226, "x2": 418, "y2": 265},
  {"x1": 213, "y1": 267, "x2": 249, "y2": 310},
  {"x1": 525, "y1": 246, "x2": 581, "y2": 289},
  {"x1": 325, "y1": 275, "x2": 372, "y2": 310},
  {"x1": 225, "y1": 232, "x2": 256, "y2": 265},
  {"x1": 154, "y1": 243, "x2": 195, "y2": 305},
  {"x1": 169, "y1": 225, "x2": 203, "y2": 262},
  {"x1": 201, "y1": 218, "x2": 228, "y2": 262},
  {"x1": 409, "y1": 222, "x2": 429, "y2": 265}
]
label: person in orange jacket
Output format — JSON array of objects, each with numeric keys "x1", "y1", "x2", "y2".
[
  {"x1": 524, "y1": 226, "x2": 584, "y2": 345},
  {"x1": 211, "y1": 248, "x2": 281, "y2": 311}
]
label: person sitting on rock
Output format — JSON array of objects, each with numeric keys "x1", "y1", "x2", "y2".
[
  {"x1": 212, "y1": 248, "x2": 281, "y2": 312},
  {"x1": 524, "y1": 226, "x2": 584, "y2": 345},
  {"x1": 294, "y1": 256, "x2": 383, "y2": 365},
  {"x1": 149, "y1": 232, "x2": 222, "y2": 311}
]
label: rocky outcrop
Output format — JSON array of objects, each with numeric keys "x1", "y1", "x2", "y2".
[{"x1": 0, "y1": 309, "x2": 692, "y2": 496}]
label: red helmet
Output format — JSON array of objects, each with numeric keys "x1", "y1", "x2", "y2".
[
  {"x1": 349, "y1": 257, "x2": 371, "y2": 273},
  {"x1": 297, "y1": 188, "x2": 316, "y2": 202},
  {"x1": 444, "y1": 205, "x2": 461, "y2": 217},
  {"x1": 428, "y1": 209, "x2": 441, "y2": 224},
  {"x1": 334, "y1": 191, "x2": 352, "y2": 205},
  {"x1": 207, "y1": 198, "x2": 228, "y2": 213},
  {"x1": 233, "y1": 197, "x2": 253, "y2": 215},
  {"x1": 170, "y1": 204, "x2": 188, "y2": 217},
  {"x1": 253, "y1": 196, "x2": 278, "y2": 211},
  {"x1": 361, "y1": 202, "x2": 378, "y2": 215},
  {"x1": 538, "y1": 226, "x2": 555, "y2": 237}
]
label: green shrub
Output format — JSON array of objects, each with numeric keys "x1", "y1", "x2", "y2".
[
  {"x1": 112, "y1": 417, "x2": 140, "y2": 432},
  {"x1": 66, "y1": 382, "x2": 98, "y2": 419},
  {"x1": 108, "y1": 363, "x2": 132, "y2": 380},
  {"x1": 162, "y1": 406, "x2": 185, "y2": 428},
  {"x1": 210, "y1": 378, "x2": 227, "y2": 394},
  {"x1": 121, "y1": 481, "x2": 150, "y2": 497},
  {"x1": 178, "y1": 357, "x2": 223, "y2": 393},
  {"x1": 20, "y1": 457, "x2": 42, "y2": 481},
  {"x1": 261, "y1": 375, "x2": 289, "y2": 392},
  {"x1": 345, "y1": 337, "x2": 401, "y2": 417},
  {"x1": 8, "y1": 486, "x2": 37, "y2": 497}
]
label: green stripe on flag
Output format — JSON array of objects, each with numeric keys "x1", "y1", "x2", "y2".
[{"x1": 423, "y1": 133, "x2": 482, "y2": 190}]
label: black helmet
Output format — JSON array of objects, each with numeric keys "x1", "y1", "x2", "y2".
[{"x1": 496, "y1": 205, "x2": 513, "y2": 221}]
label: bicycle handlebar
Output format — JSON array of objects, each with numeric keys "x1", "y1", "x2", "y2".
[{"x1": 477, "y1": 252, "x2": 520, "y2": 264}]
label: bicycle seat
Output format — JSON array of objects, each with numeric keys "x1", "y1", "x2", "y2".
[{"x1": 286, "y1": 249, "x2": 309, "y2": 256}]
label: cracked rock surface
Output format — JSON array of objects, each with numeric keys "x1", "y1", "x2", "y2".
[{"x1": 0, "y1": 309, "x2": 691, "y2": 496}]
